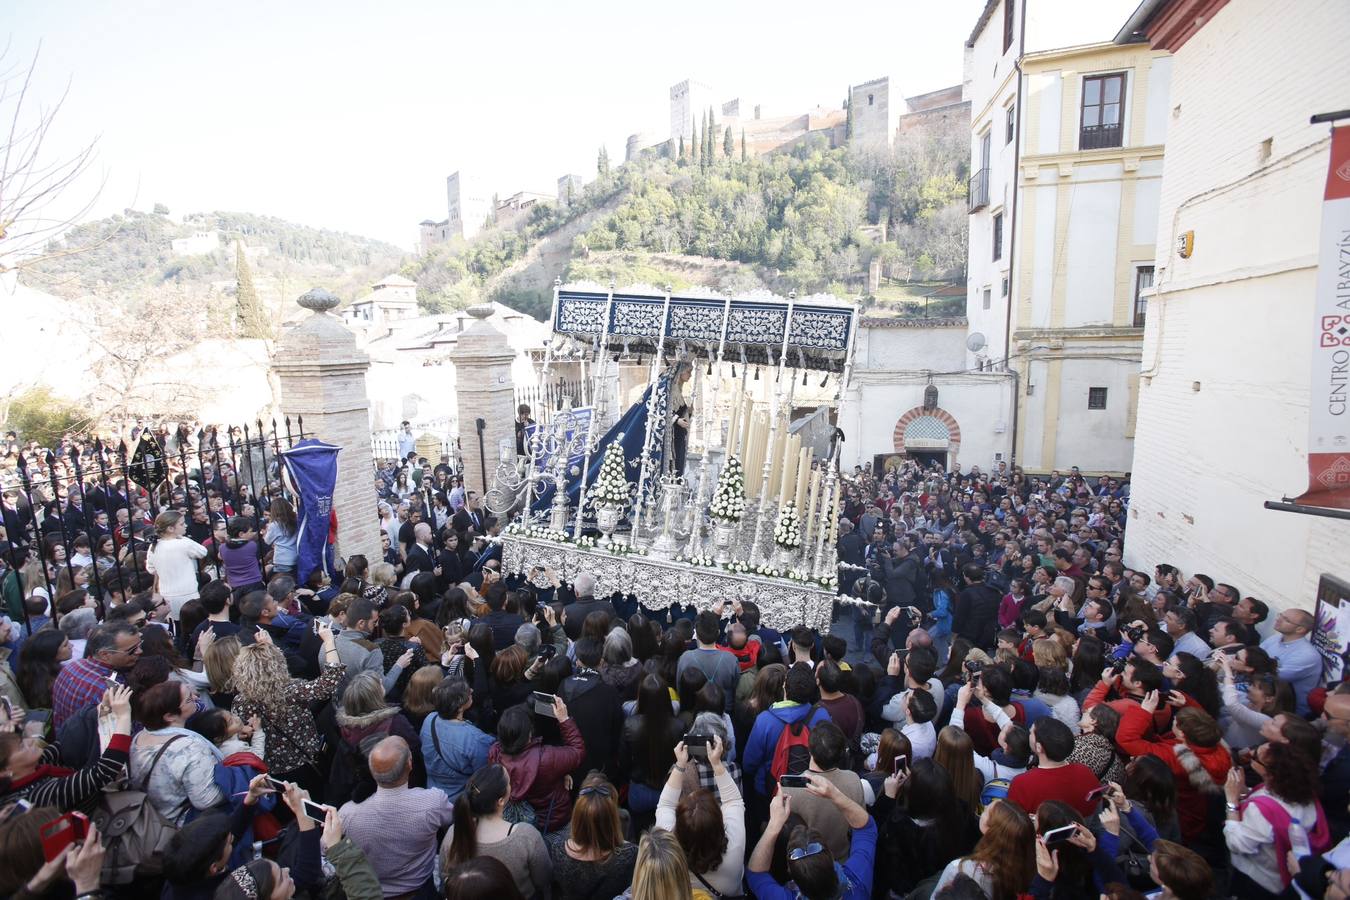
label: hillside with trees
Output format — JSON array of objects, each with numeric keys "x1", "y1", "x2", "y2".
[
  {"x1": 403, "y1": 119, "x2": 969, "y2": 321},
  {"x1": 27, "y1": 207, "x2": 408, "y2": 303}
]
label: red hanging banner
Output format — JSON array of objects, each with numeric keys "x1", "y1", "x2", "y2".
[{"x1": 1295, "y1": 126, "x2": 1350, "y2": 509}]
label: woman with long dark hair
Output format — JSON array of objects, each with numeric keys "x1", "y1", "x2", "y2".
[
  {"x1": 1030, "y1": 800, "x2": 1122, "y2": 896},
  {"x1": 734, "y1": 663, "x2": 785, "y2": 763},
  {"x1": 263, "y1": 497, "x2": 298, "y2": 576},
  {"x1": 440, "y1": 763, "x2": 551, "y2": 899},
  {"x1": 621, "y1": 673, "x2": 684, "y2": 827},
  {"x1": 1162, "y1": 652, "x2": 1221, "y2": 718},
  {"x1": 16, "y1": 630, "x2": 69, "y2": 710},
  {"x1": 489, "y1": 699, "x2": 584, "y2": 832},
  {"x1": 1225, "y1": 741, "x2": 1330, "y2": 896},
  {"x1": 876, "y1": 757, "x2": 981, "y2": 896},
  {"x1": 1069, "y1": 634, "x2": 1106, "y2": 703}
]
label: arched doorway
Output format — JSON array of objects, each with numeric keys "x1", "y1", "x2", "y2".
[{"x1": 891, "y1": 406, "x2": 962, "y2": 471}]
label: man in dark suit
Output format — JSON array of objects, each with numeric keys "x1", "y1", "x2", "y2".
[
  {"x1": 560, "y1": 637, "x2": 623, "y2": 785},
  {"x1": 475, "y1": 581, "x2": 524, "y2": 651},
  {"x1": 836, "y1": 519, "x2": 865, "y2": 596},
  {"x1": 451, "y1": 491, "x2": 489, "y2": 539},
  {"x1": 403, "y1": 522, "x2": 436, "y2": 576},
  {"x1": 562, "y1": 571, "x2": 617, "y2": 640}
]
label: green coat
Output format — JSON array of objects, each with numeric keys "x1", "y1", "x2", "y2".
[{"x1": 325, "y1": 837, "x2": 382, "y2": 900}]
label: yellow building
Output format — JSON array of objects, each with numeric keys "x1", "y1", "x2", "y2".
[{"x1": 1010, "y1": 41, "x2": 1170, "y2": 472}]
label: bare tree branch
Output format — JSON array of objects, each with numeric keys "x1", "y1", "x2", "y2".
[{"x1": 0, "y1": 43, "x2": 111, "y2": 271}]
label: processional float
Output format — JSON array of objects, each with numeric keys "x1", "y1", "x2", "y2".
[{"x1": 488, "y1": 280, "x2": 858, "y2": 631}]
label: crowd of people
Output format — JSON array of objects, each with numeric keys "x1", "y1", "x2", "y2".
[{"x1": 0, "y1": 425, "x2": 1347, "y2": 900}]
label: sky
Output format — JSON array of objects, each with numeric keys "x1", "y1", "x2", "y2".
[{"x1": 3, "y1": 0, "x2": 1067, "y2": 251}]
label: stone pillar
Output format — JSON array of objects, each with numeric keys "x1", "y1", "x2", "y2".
[
  {"x1": 449, "y1": 305, "x2": 516, "y2": 496},
  {"x1": 271, "y1": 288, "x2": 380, "y2": 565}
]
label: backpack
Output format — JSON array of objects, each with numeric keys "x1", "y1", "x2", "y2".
[
  {"x1": 90, "y1": 735, "x2": 184, "y2": 884},
  {"x1": 1243, "y1": 794, "x2": 1331, "y2": 888},
  {"x1": 978, "y1": 762, "x2": 1011, "y2": 808},
  {"x1": 769, "y1": 704, "x2": 821, "y2": 789}
]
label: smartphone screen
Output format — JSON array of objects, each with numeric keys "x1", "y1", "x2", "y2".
[
  {"x1": 1043, "y1": 824, "x2": 1077, "y2": 846},
  {"x1": 893, "y1": 754, "x2": 909, "y2": 775},
  {"x1": 1085, "y1": 784, "x2": 1110, "y2": 804},
  {"x1": 265, "y1": 777, "x2": 287, "y2": 793},
  {"x1": 532, "y1": 692, "x2": 557, "y2": 718},
  {"x1": 300, "y1": 799, "x2": 329, "y2": 823},
  {"x1": 778, "y1": 774, "x2": 811, "y2": 789}
]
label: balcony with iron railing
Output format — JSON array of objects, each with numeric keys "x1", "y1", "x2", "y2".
[
  {"x1": 968, "y1": 168, "x2": 990, "y2": 213},
  {"x1": 1079, "y1": 123, "x2": 1123, "y2": 150}
]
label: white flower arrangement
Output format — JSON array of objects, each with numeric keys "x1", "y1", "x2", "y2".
[
  {"x1": 723, "y1": 559, "x2": 751, "y2": 574},
  {"x1": 605, "y1": 541, "x2": 646, "y2": 556},
  {"x1": 589, "y1": 437, "x2": 632, "y2": 508},
  {"x1": 818, "y1": 573, "x2": 839, "y2": 589},
  {"x1": 675, "y1": 554, "x2": 716, "y2": 568},
  {"x1": 574, "y1": 535, "x2": 597, "y2": 548},
  {"x1": 708, "y1": 455, "x2": 746, "y2": 523},
  {"x1": 772, "y1": 501, "x2": 802, "y2": 550},
  {"x1": 506, "y1": 522, "x2": 571, "y2": 543},
  {"x1": 751, "y1": 565, "x2": 784, "y2": 578}
]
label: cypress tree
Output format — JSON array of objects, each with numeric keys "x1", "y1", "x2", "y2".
[
  {"x1": 691, "y1": 120, "x2": 700, "y2": 164},
  {"x1": 597, "y1": 146, "x2": 610, "y2": 177},
  {"x1": 235, "y1": 241, "x2": 272, "y2": 340},
  {"x1": 845, "y1": 91, "x2": 853, "y2": 139},
  {"x1": 724, "y1": 121, "x2": 735, "y2": 157},
  {"x1": 678, "y1": 135, "x2": 685, "y2": 159},
  {"x1": 741, "y1": 129, "x2": 747, "y2": 161}
]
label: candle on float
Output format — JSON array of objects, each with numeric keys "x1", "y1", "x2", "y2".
[
  {"x1": 740, "y1": 397, "x2": 753, "y2": 456},
  {"x1": 746, "y1": 413, "x2": 766, "y2": 498},
  {"x1": 794, "y1": 446, "x2": 810, "y2": 511},
  {"x1": 766, "y1": 423, "x2": 784, "y2": 499},
  {"x1": 778, "y1": 434, "x2": 799, "y2": 508},
  {"x1": 803, "y1": 466, "x2": 822, "y2": 547},
  {"x1": 826, "y1": 480, "x2": 840, "y2": 546},
  {"x1": 726, "y1": 395, "x2": 740, "y2": 454}
]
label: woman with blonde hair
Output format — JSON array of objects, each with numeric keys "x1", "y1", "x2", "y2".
[
  {"x1": 1031, "y1": 637, "x2": 1068, "y2": 673},
  {"x1": 202, "y1": 635, "x2": 241, "y2": 709},
  {"x1": 146, "y1": 509, "x2": 208, "y2": 620},
  {"x1": 231, "y1": 626, "x2": 343, "y2": 787},
  {"x1": 627, "y1": 828, "x2": 693, "y2": 900}
]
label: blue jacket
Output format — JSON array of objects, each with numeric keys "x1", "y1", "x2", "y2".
[
  {"x1": 743, "y1": 703, "x2": 833, "y2": 796},
  {"x1": 747, "y1": 817, "x2": 878, "y2": 900},
  {"x1": 422, "y1": 715, "x2": 494, "y2": 803}
]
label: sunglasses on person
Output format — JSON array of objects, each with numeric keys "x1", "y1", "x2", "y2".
[{"x1": 788, "y1": 842, "x2": 825, "y2": 861}]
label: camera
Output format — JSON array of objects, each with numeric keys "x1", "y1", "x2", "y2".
[
  {"x1": 963, "y1": 659, "x2": 984, "y2": 682},
  {"x1": 1124, "y1": 626, "x2": 1144, "y2": 644},
  {"x1": 1110, "y1": 658, "x2": 1128, "y2": 676}
]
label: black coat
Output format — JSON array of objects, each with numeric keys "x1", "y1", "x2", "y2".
[
  {"x1": 404, "y1": 544, "x2": 435, "y2": 576},
  {"x1": 881, "y1": 554, "x2": 922, "y2": 609},
  {"x1": 560, "y1": 671, "x2": 623, "y2": 785},
  {"x1": 953, "y1": 583, "x2": 1001, "y2": 649},
  {"x1": 562, "y1": 598, "x2": 619, "y2": 640}
]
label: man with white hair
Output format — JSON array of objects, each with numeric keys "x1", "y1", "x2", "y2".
[
  {"x1": 339, "y1": 736, "x2": 453, "y2": 896},
  {"x1": 562, "y1": 571, "x2": 616, "y2": 640}
]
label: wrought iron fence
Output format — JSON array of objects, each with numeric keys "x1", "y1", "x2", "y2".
[
  {"x1": 1, "y1": 417, "x2": 310, "y2": 628},
  {"x1": 515, "y1": 377, "x2": 589, "y2": 425},
  {"x1": 370, "y1": 418, "x2": 459, "y2": 465}
]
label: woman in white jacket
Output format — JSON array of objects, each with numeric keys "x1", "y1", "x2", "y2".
[
  {"x1": 145, "y1": 510, "x2": 207, "y2": 621},
  {"x1": 656, "y1": 735, "x2": 745, "y2": 898}
]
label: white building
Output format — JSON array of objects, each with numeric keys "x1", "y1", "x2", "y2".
[
  {"x1": 963, "y1": 0, "x2": 1154, "y2": 474},
  {"x1": 1118, "y1": 0, "x2": 1350, "y2": 611},
  {"x1": 359, "y1": 296, "x2": 550, "y2": 432},
  {"x1": 343, "y1": 274, "x2": 419, "y2": 328},
  {"x1": 839, "y1": 316, "x2": 1015, "y2": 473},
  {"x1": 446, "y1": 171, "x2": 494, "y2": 241},
  {"x1": 169, "y1": 231, "x2": 220, "y2": 257}
]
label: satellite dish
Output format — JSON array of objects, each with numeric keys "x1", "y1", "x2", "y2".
[{"x1": 966, "y1": 332, "x2": 987, "y2": 353}]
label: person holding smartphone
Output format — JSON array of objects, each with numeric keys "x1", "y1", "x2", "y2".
[
  {"x1": 0, "y1": 684, "x2": 132, "y2": 811},
  {"x1": 746, "y1": 773, "x2": 878, "y2": 900}
]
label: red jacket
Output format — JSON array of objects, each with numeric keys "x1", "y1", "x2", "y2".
[
  {"x1": 1084, "y1": 678, "x2": 1175, "y2": 736},
  {"x1": 1115, "y1": 703, "x2": 1229, "y2": 841},
  {"x1": 489, "y1": 716, "x2": 585, "y2": 831}
]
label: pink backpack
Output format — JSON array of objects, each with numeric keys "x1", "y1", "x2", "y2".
[{"x1": 1241, "y1": 793, "x2": 1331, "y2": 887}]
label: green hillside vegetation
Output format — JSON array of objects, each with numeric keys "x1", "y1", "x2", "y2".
[
  {"x1": 403, "y1": 121, "x2": 968, "y2": 321},
  {"x1": 28, "y1": 208, "x2": 408, "y2": 303}
]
